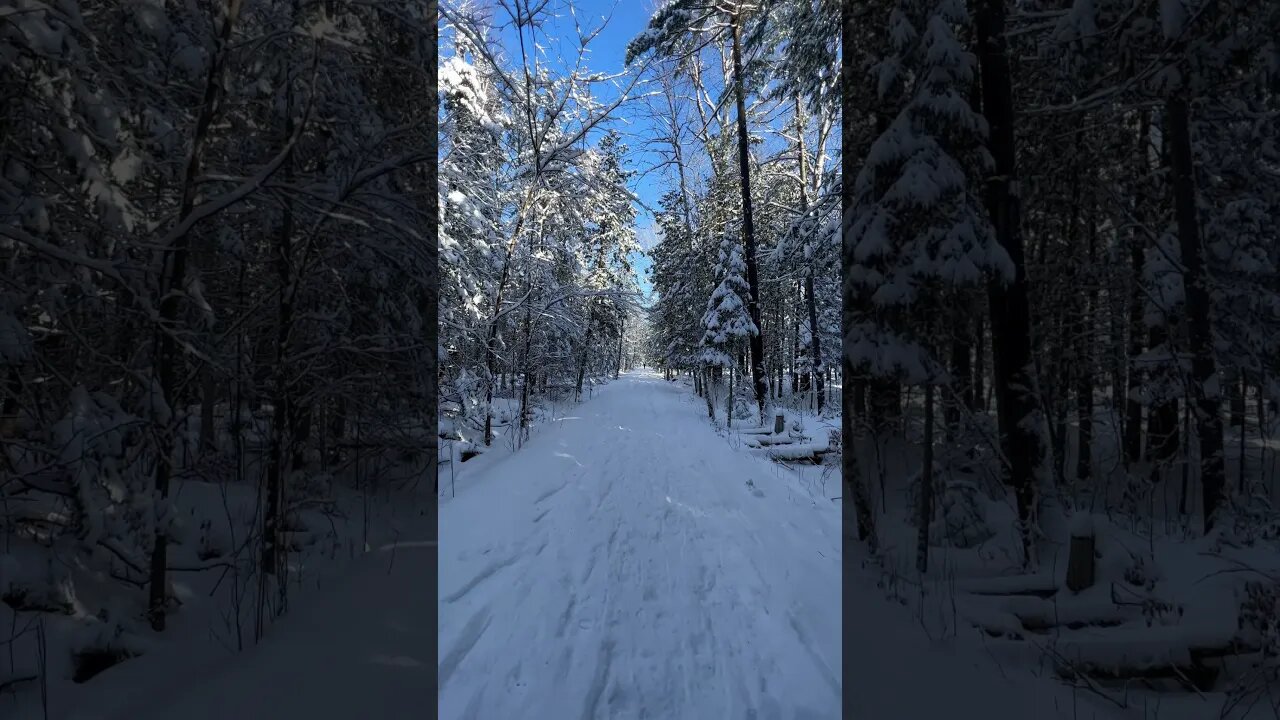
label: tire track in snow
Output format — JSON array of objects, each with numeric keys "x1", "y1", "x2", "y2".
[
  {"x1": 787, "y1": 612, "x2": 840, "y2": 699},
  {"x1": 438, "y1": 606, "x2": 492, "y2": 688},
  {"x1": 443, "y1": 554, "x2": 520, "y2": 603},
  {"x1": 578, "y1": 638, "x2": 615, "y2": 720},
  {"x1": 535, "y1": 481, "x2": 569, "y2": 504}
]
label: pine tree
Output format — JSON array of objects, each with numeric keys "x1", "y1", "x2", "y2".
[
  {"x1": 847, "y1": 0, "x2": 1009, "y2": 385},
  {"x1": 700, "y1": 234, "x2": 759, "y2": 422}
]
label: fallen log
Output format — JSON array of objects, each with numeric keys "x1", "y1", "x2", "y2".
[
  {"x1": 744, "y1": 435, "x2": 800, "y2": 447},
  {"x1": 1056, "y1": 657, "x2": 1219, "y2": 693},
  {"x1": 956, "y1": 574, "x2": 1059, "y2": 598},
  {"x1": 1049, "y1": 630, "x2": 1257, "y2": 693},
  {"x1": 749, "y1": 441, "x2": 831, "y2": 463}
]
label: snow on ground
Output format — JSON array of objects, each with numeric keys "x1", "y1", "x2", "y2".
[
  {"x1": 844, "y1": 551, "x2": 1130, "y2": 720},
  {"x1": 438, "y1": 369, "x2": 842, "y2": 719},
  {"x1": 26, "y1": 370, "x2": 1267, "y2": 720},
  {"x1": 849, "y1": 406, "x2": 1280, "y2": 720},
  {"x1": 98, "y1": 536, "x2": 437, "y2": 720},
  {"x1": 3, "y1": 478, "x2": 433, "y2": 720}
]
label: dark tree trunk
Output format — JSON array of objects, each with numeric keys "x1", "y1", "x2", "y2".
[
  {"x1": 972, "y1": 315, "x2": 985, "y2": 412},
  {"x1": 1146, "y1": 325, "x2": 1180, "y2": 481},
  {"x1": 199, "y1": 370, "x2": 218, "y2": 455},
  {"x1": 1228, "y1": 368, "x2": 1245, "y2": 428},
  {"x1": 519, "y1": 289, "x2": 536, "y2": 436},
  {"x1": 841, "y1": 0, "x2": 875, "y2": 553},
  {"x1": 705, "y1": 369, "x2": 716, "y2": 421},
  {"x1": 974, "y1": 0, "x2": 1043, "y2": 562},
  {"x1": 730, "y1": 13, "x2": 767, "y2": 423},
  {"x1": 1076, "y1": 189, "x2": 1097, "y2": 483},
  {"x1": 1124, "y1": 112, "x2": 1150, "y2": 468},
  {"x1": 615, "y1": 316, "x2": 624, "y2": 379},
  {"x1": 869, "y1": 380, "x2": 900, "y2": 435},
  {"x1": 290, "y1": 391, "x2": 312, "y2": 473},
  {"x1": 1124, "y1": 235, "x2": 1146, "y2": 466},
  {"x1": 148, "y1": 0, "x2": 243, "y2": 630},
  {"x1": 328, "y1": 396, "x2": 345, "y2": 465},
  {"x1": 949, "y1": 314, "x2": 971, "y2": 432},
  {"x1": 1166, "y1": 96, "x2": 1224, "y2": 534},
  {"x1": 727, "y1": 364, "x2": 734, "y2": 428},
  {"x1": 916, "y1": 383, "x2": 935, "y2": 574},
  {"x1": 263, "y1": 86, "x2": 297, "y2": 581},
  {"x1": 795, "y1": 96, "x2": 824, "y2": 415},
  {"x1": 574, "y1": 309, "x2": 595, "y2": 402}
]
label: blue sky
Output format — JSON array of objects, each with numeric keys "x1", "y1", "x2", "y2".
[{"x1": 488, "y1": 0, "x2": 664, "y2": 304}]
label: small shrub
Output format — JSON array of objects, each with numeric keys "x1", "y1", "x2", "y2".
[
  {"x1": 1238, "y1": 579, "x2": 1280, "y2": 659},
  {"x1": 1214, "y1": 489, "x2": 1280, "y2": 550}
]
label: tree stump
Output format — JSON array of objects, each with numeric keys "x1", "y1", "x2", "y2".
[
  {"x1": 1065, "y1": 531, "x2": 1096, "y2": 593},
  {"x1": 774, "y1": 413, "x2": 785, "y2": 434}
]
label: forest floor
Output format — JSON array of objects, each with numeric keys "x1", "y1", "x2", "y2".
[{"x1": 5, "y1": 479, "x2": 437, "y2": 720}]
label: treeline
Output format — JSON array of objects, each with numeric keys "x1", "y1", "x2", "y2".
[
  {"x1": 843, "y1": 0, "x2": 1280, "y2": 560},
  {"x1": 634, "y1": 0, "x2": 842, "y2": 425},
  {"x1": 438, "y1": 2, "x2": 643, "y2": 450},
  {"x1": 0, "y1": 1, "x2": 433, "y2": 632}
]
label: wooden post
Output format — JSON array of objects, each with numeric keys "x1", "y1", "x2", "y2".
[
  {"x1": 1065, "y1": 518, "x2": 1096, "y2": 593},
  {"x1": 774, "y1": 413, "x2": 785, "y2": 434}
]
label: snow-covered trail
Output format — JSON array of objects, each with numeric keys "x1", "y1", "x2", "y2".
[{"x1": 439, "y1": 369, "x2": 842, "y2": 719}]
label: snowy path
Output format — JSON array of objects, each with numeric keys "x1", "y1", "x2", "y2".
[{"x1": 439, "y1": 370, "x2": 842, "y2": 719}]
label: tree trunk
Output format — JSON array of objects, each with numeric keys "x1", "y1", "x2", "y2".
[
  {"x1": 289, "y1": 390, "x2": 312, "y2": 473},
  {"x1": 1228, "y1": 368, "x2": 1245, "y2": 428},
  {"x1": 916, "y1": 383, "x2": 935, "y2": 574},
  {"x1": 199, "y1": 370, "x2": 218, "y2": 455},
  {"x1": 1124, "y1": 229, "x2": 1145, "y2": 465},
  {"x1": 730, "y1": 13, "x2": 767, "y2": 423},
  {"x1": 328, "y1": 395, "x2": 345, "y2": 465},
  {"x1": 1166, "y1": 96, "x2": 1224, "y2": 534},
  {"x1": 518, "y1": 284, "x2": 536, "y2": 439},
  {"x1": 263, "y1": 77, "x2": 298, "y2": 582},
  {"x1": 615, "y1": 316, "x2": 624, "y2": 379},
  {"x1": 729, "y1": 363, "x2": 737, "y2": 427},
  {"x1": 869, "y1": 380, "x2": 900, "y2": 434},
  {"x1": 795, "y1": 97, "x2": 824, "y2": 416},
  {"x1": 949, "y1": 311, "x2": 971, "y2": 434},
  {"x1": 1076, "y1": 192, "x2": 1097, "y2": 484},
  {"x1": 793, "y1": 285, "x2": 802, "y2": 395},
  {"x1": 841, "y1": 0, "x2": 876, "y2": 553},
  {"x1": 974, "y1": 0, "x2": 1043, "y2": 562},
  {"x1": 575, "y1": 309, "x2": 596, "y2": 402},
  {"x1": 1065, "y1": 530, "x2": 1096, "y2": 593},
  {"x1": 147, "y1": 0, "x2": 243, "y2": 631},
  {"x1": 705, "y1": 368, "x2": 716, "y2": 422},
  {"x1": 972, "y1": 315, "x2": 985, "y2": 412},
  {"x1": 1146, "y1": 325, "x2": 1180, "y2": 482}
]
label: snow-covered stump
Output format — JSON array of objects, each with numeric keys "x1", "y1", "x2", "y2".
[
  {"x1": 773, "y1": 413, "x2": 785, "y2": 434},
  {"x1": 1065, "y1": 513, "x2": 1095, "y2": 593}
]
